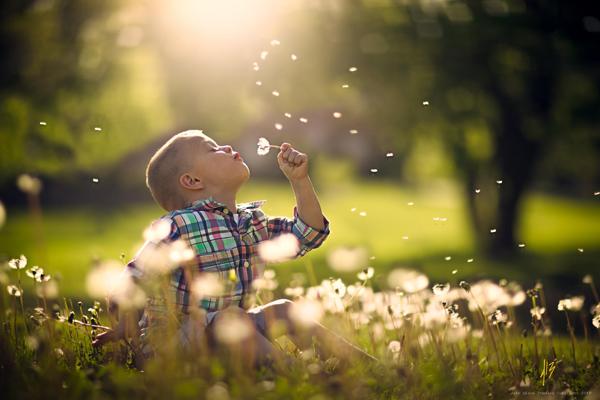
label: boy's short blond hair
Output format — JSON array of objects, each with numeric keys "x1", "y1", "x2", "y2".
[{"x1": 145, "y1": 130, "x2": 206, "y2": 211}]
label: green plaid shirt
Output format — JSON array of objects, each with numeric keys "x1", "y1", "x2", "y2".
[{"x1": 127, "y1": 197, "x2": 329, "y2": 327}]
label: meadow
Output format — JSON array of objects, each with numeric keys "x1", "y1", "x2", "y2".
[{"x1": 1, "y1": 180, "x2": 599, "y2": 399}]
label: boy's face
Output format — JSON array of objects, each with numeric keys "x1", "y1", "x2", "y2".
[{"x1": 186, "y1": 135, "x2": 250, "y2": 190}]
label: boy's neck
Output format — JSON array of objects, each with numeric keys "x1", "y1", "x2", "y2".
[{"x1": 193, "y1": 189, "x2": 238, "y2": 213}]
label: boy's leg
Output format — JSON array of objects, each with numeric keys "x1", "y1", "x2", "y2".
[{"x1": 249, "y1": 299, "x2": 378, "y2": 364}]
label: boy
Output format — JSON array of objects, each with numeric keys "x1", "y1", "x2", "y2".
[{"x1": 94, "y1": 129, "x2": 375, "y2": 368}]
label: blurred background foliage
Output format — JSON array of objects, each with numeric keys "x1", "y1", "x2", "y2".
[{"x1": 0, "y1": 0, "x2": 599, "y2": 297}]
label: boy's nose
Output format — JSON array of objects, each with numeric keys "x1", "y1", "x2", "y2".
[{"x1": 223, "y1": 145, "x2": 232, "y2": 153}]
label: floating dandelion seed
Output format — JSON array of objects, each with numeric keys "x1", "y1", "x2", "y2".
[
  {"x1": 349, "y1": 67, "x2": 358, "y2": 72},
  {"x1": 214, "y1": 312, "x2": 253, "y2": 344},
  {"x1": 386, "y1": 152, "x2": 394, "y2": 157},
  {"x1": 440, "y1": 217, "x2": 447, "y2": 221},
  {"x1": 92, "y1": 178, "x2": 99, "y2": 183},
  {"x1": 593, "y1": 315, "x2": 600, "y2": 329},
  {"x1": 518, "y1": 243, "x2": 526, "y2": 248},
  {"x1": 445, "y1": 256, "x2": 452, "y2": 261},
  {"x1": 370, "y1": 256, "x2": 376, "y2": 260},
  {"x1": 274, "y1": 123, "x2": 283, "y2": 130},
  {"x1": 496, "y1": 180, "x2": 503, "y2": 184},
  {"x1": 349, "y1": 129, "x2": 358, "y2": 134},
  {"x1": 94, "y1": 127, "x2": 102, "y2": 132},
  {"x1": 370, "y1": 168, "x2": 378, "y2": 173},
  {"x1": 342, "y1": 84, "x2": 349, "y2": 88},
  {"x1": 271, "y1": 90, "x2": 280, "y2": 97},
  {"x1": 407, "y1": 202, "x2": 414, "y2": 206},
  {"x1": 290, "y1": 54, "x2": 298, "y2": 61},
  {"x1": 258, "y1": 233, "x2": 299, "y2": 263},
  {"x1": 270, "y1": 39, "x2": 280, "y2": 46},
  {"x1": 467, "y1": 258, "x2": 474, "y2": 263},
  {"x1": 333, "y1": 112, "x2": 342, "y2": 118},
  {"x1": 359, "y1": 211, "x2": 367, "y2": 217},
  {"x1": 350, "y1": 207, "x2": 356, "y2": 212},
  {"x1": 475, "y1": 188, "x2": 481, "y2": 194},
  {"x1": 255, "y1": 81, "x2": 262, "y2": 86},
  {"x1": 530, "y1": 306, "x2": 545, "y2": 321},
  {"x1": 583, "y1": 274, "x2": 593, "y2": 284},
  {"x1": 402, "y1": 236, "x2": 409, "y2": 240},
  {"x1": 252, "y1": 62, "x2": 259, "y2": 71},
  {"x1": 577, "y1": 248, "x2": 584, "y2": 253},
  {"x1": 452, "y1": 269, "x2": 458, "y2": 274},
  {"x1": 327, "y1": 246, "x2": 367, "y2": 272},
  {"x1": 8, "y1": 255, "x2": 27, "y2": 270},
  {"x1": 192, "y1": 273, "x2": 224, "y2": 297},
  {"x1": 260, "y1": 50, "x2": 268, "y2": 60},
  {"x1": 39, "y1": 121, "x2": 47, "y2": 126},
  {"x1": 257, "y1": 137, "x2": 281, "y2": 156},
  {"x1": 490, "y1": 228, "x2": 497, "y2": 233},
  {"x1": 284, "y1": 113, "x2": 291, "y2": 118},
  {"x1": 299, "y1": 117, "x2": 308, "y2": 123},
  {"x1": 422, "y1": 101, "x2": 429, "y2": 106},
  {"x1": 594, "y1": 191, "x2": 600, "y2": 196}
]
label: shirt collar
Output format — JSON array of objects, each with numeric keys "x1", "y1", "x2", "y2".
[{"x1": 187, "y1": 197, "x2": 266, "y2": 213}]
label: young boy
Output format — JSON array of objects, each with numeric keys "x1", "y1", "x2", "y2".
[{"x1": 94, "y1": 129, "x2": 375, "y2": 368}]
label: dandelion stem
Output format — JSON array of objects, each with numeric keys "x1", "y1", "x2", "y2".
[{"x1": 563, "y1": 310, "x2": 577, "y2": 367}]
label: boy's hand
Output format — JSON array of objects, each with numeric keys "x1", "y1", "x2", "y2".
[{"x1": 277, "y1": 143, "x2": 309, "y2": 181}]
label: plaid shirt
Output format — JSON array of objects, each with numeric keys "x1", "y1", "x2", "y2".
[{"x1": 126, "y1": 197, "x2": 329, "y2": 328}]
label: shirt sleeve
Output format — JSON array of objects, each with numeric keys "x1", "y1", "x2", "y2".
[{"x1": 266, "y1": 207, "x2": 330, "y2": 256}]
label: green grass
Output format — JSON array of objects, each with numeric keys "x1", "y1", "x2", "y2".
[{"x1": 1, "y1": 180, "x2": 599, "y2": 297}]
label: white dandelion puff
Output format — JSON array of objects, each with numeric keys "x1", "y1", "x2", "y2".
[
  {"x1": 255, "y1": 81, "x2": 262, "y2": 86},
  {"x1": 257, "y1": 233, "x2": 299, "y2": 263},
  {"x1": 490, "y1": 228, "x2": 497, "y2": 233},
  {"x1": 299, "y1": 117, "x2": 308, "y2": 123},
  {"x1": 349, "y1": 67, "x2": 358, "y2": 72},
  {"x1": 284, "y1": 113, "x2": 292, "y2": 118},
  {"x1": 349, "y1": 129, "x2": 358, "y2": 134},
  {"x1": 17, "y1": 174, "x2": 42, "y2": 195},
  {"x1": 260, "y1": 50, "x2": 268, "y2": 60},
  {"x1": 39, "y1": 121, "x2": 47, "y2": 126},
  {"x1": 92, "y1": 178, "x2": 99, "y2": 183},
  {"x1": 274, "y1": 123, "x2": 283, "y2": 130},
  {"x1": 192, "y1": 273, "x2": 224, "y2": 297},
  {"x1": 7, "y1": 285, "x2": 22, "y2": 297},
  {"x1": 357, "y1": 267, "x2": 374, "y2": 281},
  {"x1": 271, "y1": 90, "x2": 280, "y2": 97},
  {"x1": 388, "y1": 268, "x2": 429, "y2": 293},
  {"x1": 432, "y1": 283, "x2": 450, "y2": 296},
  {"x1": 496, "y1": 180, "x2": 503, "y2": 184},
  {"x1": 386, "y1": 153, "x2": 394, "y2": 157},
  {"x1": 290, "y1": 299, "x2": 324, "y2": 327},
  {"x1": 333, "y1": 112, "x2": 342, "y2": 118},
  {"x1": 327, "y1": 246, "x2": 368, "y2": 272},
  {"x1": 257, "y1": 137, "x2": 281, "y2": 156},
  {"x1": 143, "y1": 219, "x2": 172, "y2": 243},
  {"x1": 359, "y1": 211, "x2": 367, "y2": 217},
  {"x1": 475, "y1": 188, "x2": 481, "y2": 193},
  {"x1": 8, "y1": 255, "x2": 27, "y2": 270},
  {"x1": 370, "y1": 169, "x2": 378, "y2": 173},
  {"x1": 422, "y1": 101, "x2": 429, "y2": 106},
  {"x1": 290, "y1": 54, "x2": 298, "y2": 61}
]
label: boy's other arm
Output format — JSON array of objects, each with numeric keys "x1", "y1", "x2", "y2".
[{"x1": 277, "y1": 143, "x2": 325, "y2": 230}]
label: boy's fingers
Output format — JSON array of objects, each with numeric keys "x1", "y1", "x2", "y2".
[
  {"x1": 287, "y1": 151, "x2": 299, "y2": 164},
  {"x1": 295, "y1": 154, "x2": 307, "y2": 165}
]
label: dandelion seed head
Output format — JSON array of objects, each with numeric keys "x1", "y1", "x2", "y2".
[
  {"x1": 593, "y1": 315, "x2": 600, "y2": 329},
  {"x1": 387, "y1": 268, "x2": 429, "y2": 293},
  {"x1": 475, "y1": 188, "x2": 481, "y2": 193},
  {"x1": 290, "y1": 299, "x2": 324, "y2": 326},
  {"x1": 333, "y1": 112, "x2": 342, "y2": 118},
  {"x1": 432, "y1": 283, "x2": 450, "y2": 296},
  {"x1": 357, "y1": 267, "x2": 374, "y2": 281},
  {"x1": 143, "y1": 219, "x2": 172, "y2": 243},
  {"x1": 0, "y1": 201, "x2": 5, "y2": 229},
  {"x1": 530, "y1": 306, "x2": 545, "y2": 321},
  {"x1": 257, "y1": 137, "x2": 272, "y2": 156},
  {"x1": 8, "y1": 255, "x2": 27, "y2": 270},
  {"x1": 258, "y1": 233, "x2": 299, "y2": 263},
  {"x1": 327, "y1": 246, "x2": 367, "y2": 272},
  {"x1": 192, "y1": 273, "x2": 224, "y2": 297},
  {"x1": 7, "y1": 285, "x2": 22, "y2": 297},
  {"x1": 36, "y1": 280, "x2": 58, "y2": 299},
  {"x1": 17, "y1": 174, "x2": 42, "y2": 195},
  {"x1": 214, "y1": 312, "x2": 253, "y2": 344}
]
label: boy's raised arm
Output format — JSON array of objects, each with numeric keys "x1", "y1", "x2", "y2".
[{"x1": 277, "y1": 143, "x2": 326, "y2": 231}]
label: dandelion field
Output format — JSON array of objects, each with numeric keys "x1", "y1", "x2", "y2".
[{"x1": 1, "y1": 181, "x2": 600, "y2": 399}]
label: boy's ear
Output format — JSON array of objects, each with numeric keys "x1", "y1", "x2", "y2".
[{"x1": 179, "y1": 173, "x2": 204, "y2": 190}]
